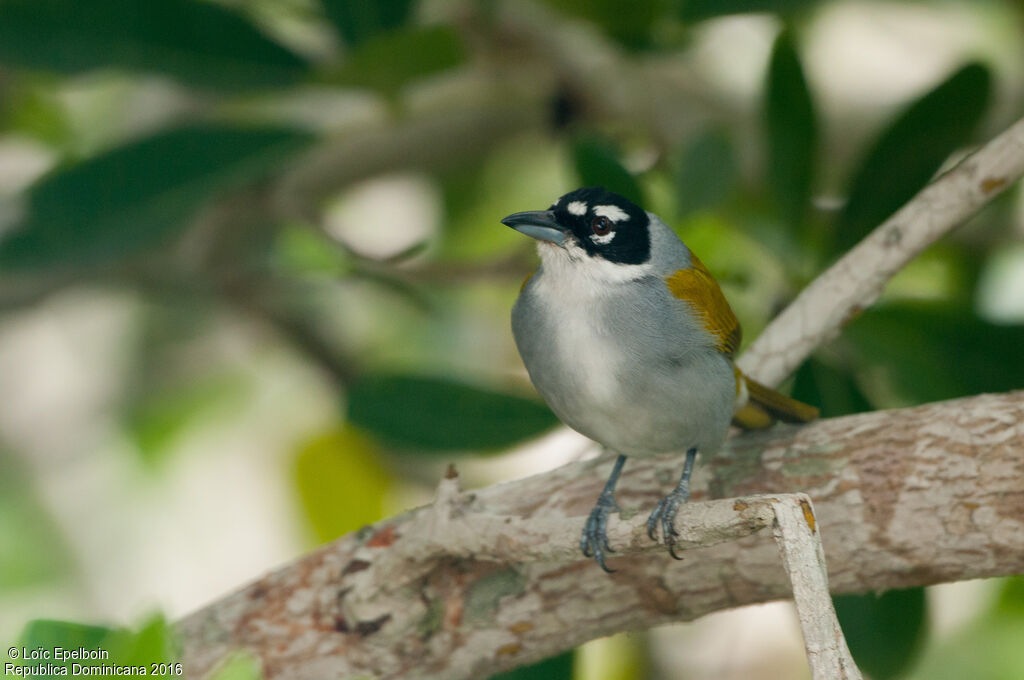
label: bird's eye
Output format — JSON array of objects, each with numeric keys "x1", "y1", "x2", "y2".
[{"x1": 591, "y1": 216, "x2": 612, "y2": 236}]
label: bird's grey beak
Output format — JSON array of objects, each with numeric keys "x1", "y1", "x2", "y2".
[{"x1": 501, "y1": 210, "x2": 568, "y2": 246}]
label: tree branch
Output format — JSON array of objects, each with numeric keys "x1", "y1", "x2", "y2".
[
  {"x1": 737, "y1": 115, "x2": 1024, "y2": 386},
  {"x1": 179, "y1": 112, "x2": 1024, "y2": 680},
  {"x1": 180, "y1": 389, "x2": 1024, "y2": 679}
]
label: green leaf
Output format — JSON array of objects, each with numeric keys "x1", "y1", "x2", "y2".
[
  {"x1": 0, "y1": 125, "x2": 311, "y2": 271},
  {"x1": 834, "y1": 588, "x2": 927, "y2": 680},
  {"x1": 293, "y1": 428, "x2": 392, "y2": 543},
  {"x1": 671, "y1": 129, "x2": 736, "y2": 216},
  {"x1": 844, "y1": 302, "x2": 1024, "y2": 405},
  {"x1": 571, "y1": 135, "x2": 644, "y2": 206},
  {"x1": 540, "y1": 0, "x2": 662, "y2": 49},
  {"x1": 764, "y1": 31, "x2": 816, "y2": 230},
  {"x1": 328, "y1": 25, "x2": 465, "y2": 94},
  {"x1": 0, "y1": 0, "x2": 309, "y2": 89},
  {"x1": 13, "y1": 615, "x2": 179, "y2": 674},
  {"x1": 127, "y1": 374, "x2": 248, "y2": 464},
  {"x1": 488, "y1": 651, "x2": 574, "y2": 680},
  {"x1": 322, "y1": 0, "x2": 416, "y2": 48},
  {"x1": 678, "y1": 0, "x2": 819, "y2": 22},
  {"x1": 835, "y1": 63, "x2": 991, "y2": 255},
  {"x1": 791, "y1": 357, "x2": 873, "y2": 419},
  {"x1": 346, "y1": 374, "x2": 559, "y2": 452},
  {"x1": 0, "y1": 452, "x2": 72, "y2": 591}
]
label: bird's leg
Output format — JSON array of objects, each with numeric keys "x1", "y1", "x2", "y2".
[
  {"x1": 646, "y1": 447, "x2": 697, "y2": 559},
  {"x1": 580, "y1": 453, "x2": 627, "y2": 573}
]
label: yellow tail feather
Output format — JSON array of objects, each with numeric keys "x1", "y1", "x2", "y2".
[{"x1": 732, "y1": 372, "x2": 818, "y2": 430}]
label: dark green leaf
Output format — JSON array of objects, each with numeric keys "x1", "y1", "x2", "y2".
[
  {"x1": 328, "y1": 25, "x2": 465, "y2": 94},
  {"x1": 844, "y1": 302, "x2": 1024, "y2": 405},
  {"x1": 541, "y1": 0, "x2": 661, "y2": 49},
  {"x1": 0, "y1": 125, "x2": 311, "y2": 271},
  {"x1": 678, "y1": 0, "x2": 818, "y2": 22},
  {"x1": 672, "y1": 129, "x2": 736, "y2": 216},
  {"x1": 996, "y1": 576, "x2": 1024, "y2": 618},
  {"x1": 835, "y1": 63, "x2": 991, "y2": 254},
  {"x1": 791, "y1": 357, "x2": 873, "y2": 419},
  {"x1": 322, "y1": 0, "x2": 416, "y2": 48},
  {"x1": 0, "y1": 0, "x2": 309, "y2": 89},
  {"x1": 346, "y1": 374, "x2": 558, "y2": 452},
  {"x1": 488, "y1": 651, "x2": 574, "y2": 680},
  {"x1": 834, "y1": 588, "x2": 927, "y2": 680},
  {"x1": 571, "y1": 135, "x2": 644, "y2": 206},
  {"x1": 764, "y1": 31, "x2": 816, "y2": 230}
]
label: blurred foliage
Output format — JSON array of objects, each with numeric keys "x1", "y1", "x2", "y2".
[
  {"x1": 764, "y1": 31, "x2": 816, "y2": 233},
  {"x1": 293, "y1": 427, "x2": 391, "y2": 543},
  {"x1": 0, "y1": 0, "x2": 1022, "y2": 678},
  {"x1": 6, "y1": 616, "x2": 182, "y2": 677},
  {"x1": 326, "y1": 25, "x2": 466, "y2": 94},
  {"x1": 571, "y1": 134, "x2": 645, "y2": 206},
  {"x1": 4, "y1": 616, "x2": 262, "y2": 678},
  {"x1": 488, "y1": 651, "x2": 573, "y2": 680},
  {"x1": 835, "y1": 62, "x2": 991, "y2": 255},
  {"x1": 346, "y1": 373, "x2": 558, "y2": 452},
  {"x1": 0, "y1": 452, "x2": 72, "y2": 591},
  {"x1": 0, "y1": 0, "x2": 309, "y2": 89},
  {"x1": 833, "y1": 588, "x2": 928, "y2": 680},
  {"x1": 0, "y1": 126, "x2": 311, "y2": 270}
]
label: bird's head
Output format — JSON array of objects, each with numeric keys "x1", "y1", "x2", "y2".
[{"x1": 501, "y1": 187, "x2": 651, "y2": 267}]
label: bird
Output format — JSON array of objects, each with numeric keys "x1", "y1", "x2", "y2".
[{"x1": 502, "y1": 186, "x2": 818, "y2": 572}]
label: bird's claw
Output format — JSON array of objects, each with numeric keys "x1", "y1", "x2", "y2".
[
  {"x1": 580, "y1": 493, "x2": 619, "y2": 572},
  {"x1": 646, "y1": 486, "x2": 690, "y2": 560}
]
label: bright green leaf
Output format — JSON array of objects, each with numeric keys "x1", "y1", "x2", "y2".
[
  {"x1": 293, "y1": 428, "x2": 392, "y2": 543},
  {"x1": 764, "y1": 31, "x2": 816, "y2": 230},
  {"x1": 672, "y1": 129, "x2": 736, "y2": 216},
  {"x1": 13, "y1": 615, "x2": 179, "y2": 675},
  {"x1": 0, "y1": 125, "x2": 311, "y2": 271},
  {"x1": 835, "y1": 63, "x2": 991, "y2": 255},
  {"x1": 488, "y1": 651, "x2": 574, "y2": 680},
  {"x1": 0, "y1": 452, "x2": 71, "y2": 591},
  {"x1": 0, "y1": 0, "x2": 309, "y2": 89},
  {"x1": 328, "y1": 25, "x2": 465, "y2": 94},
  {"x1": 322, "y1": 0, "x2": 416, "y2": 48},
  {"x1": 905, "y1": 613, "x2": 1024, "y2": 680},
  {"x1": 346, "y1": 373, "x2": 558, "y2": 452},
  {"x1": 571, "y1": 135, "x2": 643, "y2": 206},
  {"x1": 834, "y1": 588, "x2": 927, "y2": 680}
]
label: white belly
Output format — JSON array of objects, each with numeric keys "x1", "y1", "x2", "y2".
[{"x1": 512, "y1": 273, "x2": 735, "y2": 457}]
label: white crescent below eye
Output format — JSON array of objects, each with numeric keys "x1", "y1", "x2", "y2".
[{"x1": 590, "y1": 231, "x2": 615, "y2": 245}]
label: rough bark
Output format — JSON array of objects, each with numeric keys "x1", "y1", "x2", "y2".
[{"x1": 181, "y1": 390, "x2": 1024, "y2": 679}]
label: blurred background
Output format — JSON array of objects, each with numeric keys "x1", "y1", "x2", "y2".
[{"x1": 1, "y1": 0, "x2": 1024, "y2": 678}]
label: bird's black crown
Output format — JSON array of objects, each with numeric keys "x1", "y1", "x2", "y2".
[{"x1": 551, "y1": 187, "x2": 650, "y2": 265}]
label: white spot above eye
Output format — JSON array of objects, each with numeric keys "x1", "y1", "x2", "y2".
[
  {"x1": 567, "y1": 200, "x2": 587, "y2": 216},
  {"x1": 590, "y1": 231, "x2": 616, "y2": 245},
  {"x1": 593, "y1": 204, "x2": 629, "y2": 222}
]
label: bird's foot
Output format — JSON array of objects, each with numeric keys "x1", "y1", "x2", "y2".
[
  {"x1": 646, "y1": 484, "x2": 691, "y2": 560},
  {"x1": 580, "y1": 492, "x2": 619, "y2": 573}
]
